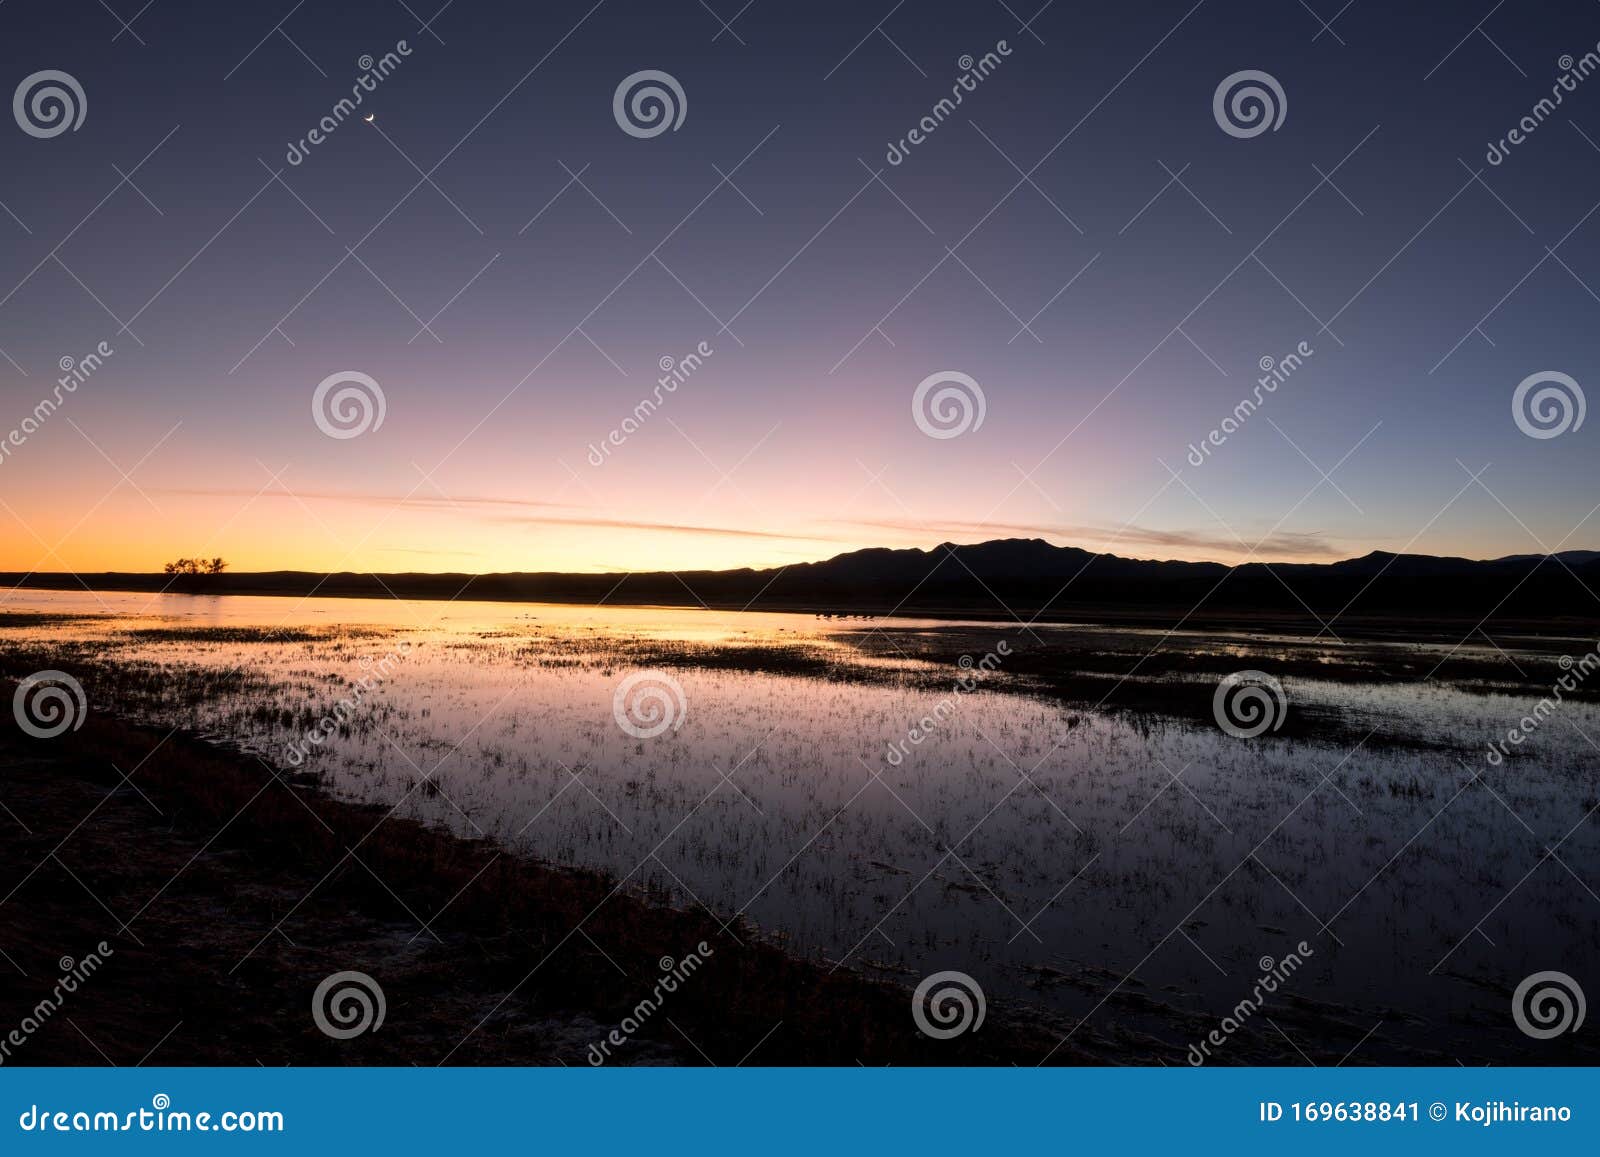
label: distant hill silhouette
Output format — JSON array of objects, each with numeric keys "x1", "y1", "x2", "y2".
[{"x1": 6, "y1": 538, "x2": 1600, "y2": 631}]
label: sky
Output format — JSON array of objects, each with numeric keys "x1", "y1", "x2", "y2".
[{"x1": 1, "y1": 0, "x2": 1599, "y2": 575}]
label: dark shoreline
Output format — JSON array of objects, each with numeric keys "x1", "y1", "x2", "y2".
[{"x1": 0, "y1": 691, "x2": 1120, "y2": 1066}]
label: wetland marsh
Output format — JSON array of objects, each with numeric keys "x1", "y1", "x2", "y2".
[{"x1": 2, "y1": 589, "x2": 1596, "y2": 1064}]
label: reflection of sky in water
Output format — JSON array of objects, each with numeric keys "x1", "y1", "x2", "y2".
[{"x1": 5, "y1": 590, "x2": 1598, "y2": 1063}]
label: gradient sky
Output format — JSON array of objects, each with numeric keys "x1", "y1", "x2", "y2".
[{"x1": 2, "y1": 0, "x2": 1598, "y2": 575}]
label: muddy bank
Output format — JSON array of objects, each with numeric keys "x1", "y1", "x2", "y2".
[{"x1": 0, "y1": 700, "x2": 1122, "y2": 1066}]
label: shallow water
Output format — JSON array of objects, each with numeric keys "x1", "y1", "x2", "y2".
[{"x1": 3, "y1": 589, "x2": 1597, "y2": 1063}]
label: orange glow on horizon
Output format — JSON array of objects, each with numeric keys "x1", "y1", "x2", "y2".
[{"x1": 0, "y1": 483, "x2": 1538, "y2": 576}]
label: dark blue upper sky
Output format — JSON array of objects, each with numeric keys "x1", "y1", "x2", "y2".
[{"x1": 1, "y1": 0, "x2": 1597, "y2": 572}]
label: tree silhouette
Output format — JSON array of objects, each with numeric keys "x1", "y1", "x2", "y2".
[{"x1": 163, "y1": 558, "x2": 228, "y2": 576}]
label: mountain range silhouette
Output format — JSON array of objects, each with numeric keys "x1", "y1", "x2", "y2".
[{"x1": 8, "y1": 538, "x2": 1600, "y2": 631}]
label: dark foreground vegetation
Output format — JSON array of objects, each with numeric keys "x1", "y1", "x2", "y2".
[{"x1": 0, "y1": 692, "x2": 1116, "y2": 1066}]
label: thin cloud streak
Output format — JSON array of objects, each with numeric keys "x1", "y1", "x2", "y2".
[
  {"x1": 155, "y1": 489, "x2": 1344, "y2": 561},
  {"x1": 157, "y1": 488, "x2": 576, "y2": 512},
  {"x1": 492, "y1": 515, "x2": 852, "y2": 544},
  {"x1": 160, "y1": 486, "x2": 855, "y2": 546}
]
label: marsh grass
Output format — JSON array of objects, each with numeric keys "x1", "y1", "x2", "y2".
[
  {"x1": 2, "y1": 591, "x2": 1596, "y2": 1064},
  {"x1": 0, "y1": 703, "x2": 1098, "y2": 1065}
]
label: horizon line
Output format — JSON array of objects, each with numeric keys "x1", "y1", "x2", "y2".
[{"x1": 2, "y1": 534, "x2": 1596, "y2": 580}]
